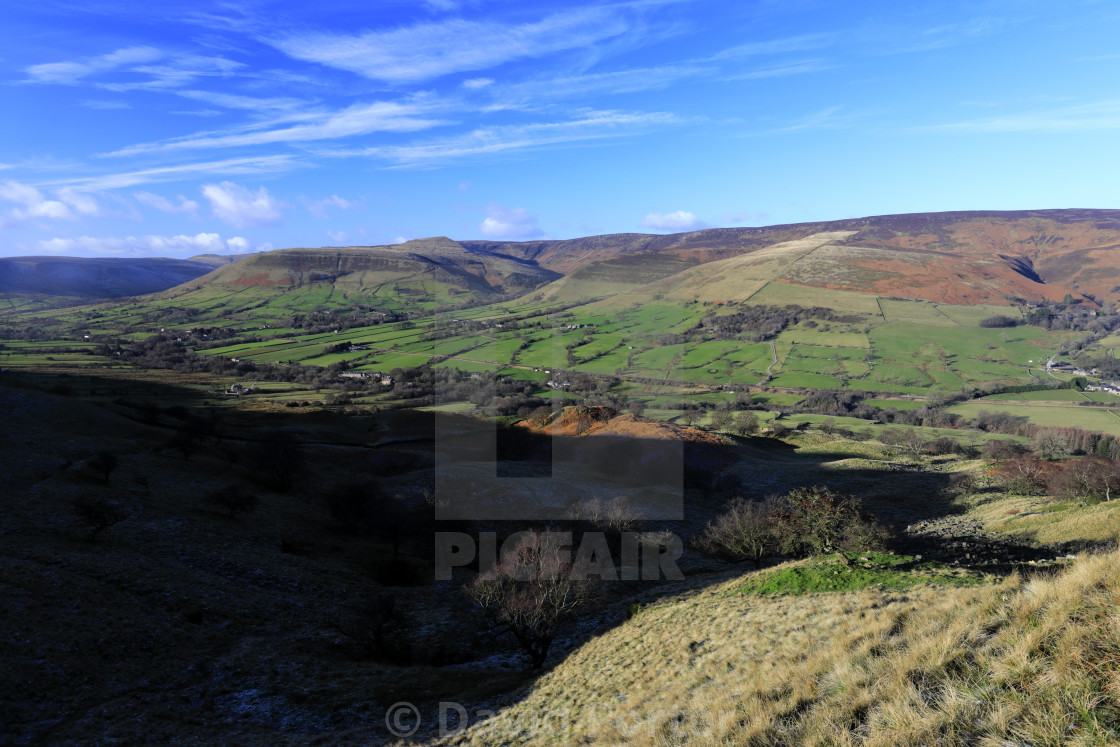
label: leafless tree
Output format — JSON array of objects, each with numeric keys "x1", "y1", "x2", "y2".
[
  {"x1": 466, "y1": 531, "x2": 596, "y2": 669},
  {"x1": 696, "y1": 497, "x2": 775, "y2": 567}
]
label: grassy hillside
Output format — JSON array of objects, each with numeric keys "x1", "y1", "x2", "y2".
[
  {"x1": 431, "y1": 548, "x2": 1120, "y2": 746},
  {"x1": 157, "y1": 237, "x2": 562, "y2": 315}
]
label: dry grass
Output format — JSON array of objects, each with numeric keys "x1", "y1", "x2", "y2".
[
  {"x1": 967, "y1": 491, "x2": 1120, "y2": 547},
  {"x1": 432, "y1": 549, "x2": 1120, "y2": 746}
]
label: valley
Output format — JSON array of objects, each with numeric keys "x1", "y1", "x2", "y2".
[{"x1": 4, "y1": 210, "x2": 1120, "y2": 745}]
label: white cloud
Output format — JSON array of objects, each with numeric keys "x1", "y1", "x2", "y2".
[
  {"x1": 0, "y1": 181, "x2": 70, "y2": 219},
  {"x1": 269, "y1": 8, "x2": 629, "y2": 83},
  {"x1": 25, "y1": 46, "x2": 164, "y2": 84},
  {"x1": 36, "y1": 232, "x2": 255, "y2": 257},
  {"x1": 108, "y1": 100, "x2": 446, "y2": 156},
  {"x1": 327, "y1": 229, "x2": 350, "y2": 243},
  {"x1": 304, "y1": 194, "x2": 357, "y2": 219},
  {"x1": 479, "y1": 203, "x2": 542, "y2": 239},
  {"x1": 641, "y1": 210, "x2": 706, "y2": 232},
  {"x1": 134, "y1": 192, "x2": 200, "y2": 216},
  {"x1": 202, "y1": 181, "x2": 284, "y2": 228},
  {"x1": 56, "y1": 188, "x2": 101, "y2": 217},
  {"x1": 462, "y1": 78, "x2": 494, "y2": 89},
  {"x1": 333, "y1": 109, "x2": 678, "y2": 167},
  {"x1": 0, "y1": 181, "x2": 98, "y2": 220}
]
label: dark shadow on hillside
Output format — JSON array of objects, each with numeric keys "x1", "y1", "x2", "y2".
[{"x1": 0, "y1": 373, "x2": 1060, "y2": 744}]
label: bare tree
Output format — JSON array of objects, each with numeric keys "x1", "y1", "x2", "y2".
[
  {"x1": 1089, "y1": 457, "x2": 1120, "y2": 501},
  {"x1": 732, "y1": 411, "x2": 759, "y2": 437},
  {"x1": 1031, "y1": 429, "x2": 1073, "y2": 460},
  {"x1": 1000, "y1": 455, "x2": 1047, "y2": 494},
  {"x1": 567, "y1": 495, "x2": 637, "y2": 534},
  {"x1": 466, "y1": 531, "x2": 596, "y2": 669},
  {"x1": 696, "y1": 497, "x2": 775, "y2": 567},
  {"x1": 709, "y1": 409, "x2": 733, "y2": 432},
  {"x1": 903, "y1": 429, "x2": 926, "y2": 456}
]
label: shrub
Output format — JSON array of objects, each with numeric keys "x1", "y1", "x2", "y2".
[
  {"x1": 696, "y1": 497, "x2": 775, "y2": 567},
  {"x1": 467, "y1": 531, "x2": 597, "y2": 669},
  {"x1": 767, "y1": 486, "x2": 886, "y2": 557},
  {"x1": 979, "y1": 315, "x2": 1020, "y2": 328},
  {"x1": 567, "y1": 495, "x2": 636, "y2": 534},
  {"x1": 998, "y1": 455, "x2": 1048, "y2": 494}
]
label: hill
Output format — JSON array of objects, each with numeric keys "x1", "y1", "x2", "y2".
[
  {"x1": 161, "y1": 237, "x2": 561, "y2": 312},
  {"x1": 0, "y1": 255, "x2": 220, "y2": 298},
  {"x1": 434, "y1": 547, "x2": 1120, "y2": 746},
  {"x1": 185, "y1": 253, "x2": 254, "y2": 268},
  {"x1": 519, "y1": 209, "x2": 1120, "y2": 307}
]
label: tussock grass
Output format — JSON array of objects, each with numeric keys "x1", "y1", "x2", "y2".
[{"x1": 433, "y1": 549, "x2": 1120, "y2": 746}]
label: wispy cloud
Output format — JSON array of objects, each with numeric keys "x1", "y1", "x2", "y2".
[
  {"x1": 708, "y1": 33, "x2": 834, "y2": 61},
  {"x1": 641, "y1": 210, "x2": 705, "y2": 232},
  {"x1": 921, "y1": 99, "x2": 1120, "y2": 134},
  {"x1": 81, "y1": 100, "x2": 132, "y2": 110},
  {"x1": 42, "y1": 155, "x2": 298, "y2": 191},
  {"x1": 25, "y1": 46, "x2": 306, "y2": 114},
  {"x1": 25, "y1": 46, "x2": 165, "y2": 84},
  {"x1": 268, "y1": 8, "x2": 630, "y2": 83},
  {"x1": 107, "y1": 100, "x2": 447, "y2": 156},
  {"x1": 330, "y1": 109, "x2": 679, "y2": 167},
  {"x1": 304, "y1": 194, "x2": 358, "y2": 219},
  {"x1": 745, "y1": 105, "x2": 852, "y2": 135},
  {"x1": 134, "y1": 191, "x2": 200, "y2": 216},
  {"x1": 486, "y1": 64, "x2": 710, "y2": 107},
  {"x1": 202, "y1": 181, "x2": 284, "y2": 228},
  {"x1": 723, "y1": 59, "x2": 834, "y2": 81},
  {"x1": 479, "y1": 202, "x2": 542, "y2": 239}
]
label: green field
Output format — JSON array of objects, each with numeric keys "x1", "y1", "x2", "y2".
[{"x1": 948, "y1": 401, "x2": 1120, "y2": 436}]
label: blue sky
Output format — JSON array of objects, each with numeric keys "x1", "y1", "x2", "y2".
[{"x1": 2, "y1": 0, "x2": 1120, "y2": 258}]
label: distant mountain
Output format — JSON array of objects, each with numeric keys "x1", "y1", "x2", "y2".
[
  {"x1": 0, "y1": 256, "x2": 222, "y2": 298},
  {"x1": 185, "y1": 253, "x2": 254, "y2": 268},
  {"x1": 18, "y1": 209, "x2": 1120, "y2": 309},
  {"x1": 484, "y1": 209, "x2": 1120, "y2": 306},
  {"x1": 166, "y1": 237, "x2": 562, "y2": 306}
]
